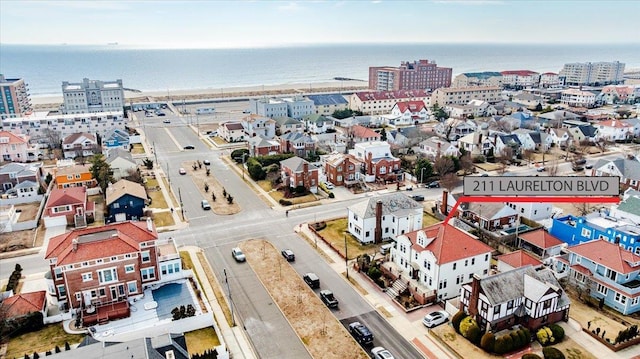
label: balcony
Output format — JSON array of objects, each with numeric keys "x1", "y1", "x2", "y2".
[{"x1": 156, "y1": 238, "x2": 179, "y2": 262}]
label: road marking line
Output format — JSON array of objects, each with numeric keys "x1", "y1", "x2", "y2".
[{"x1": 163, "y1": 128, "x2": 183, "y2": 150}]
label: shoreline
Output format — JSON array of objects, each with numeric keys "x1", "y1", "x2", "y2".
[{"x1": 30, "y1": 80, "x2": 369, "y2": 107}]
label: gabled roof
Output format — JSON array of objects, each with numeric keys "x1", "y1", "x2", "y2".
[
  {"x1": 0, "y1": 162, "x2": 41, "y2": 176},
  {"x1": 497, "y1": 250, "x2": 542, "y2": 269},
  {"x1": 577, "y1": 125, "x2": 598, "y2": 137},
  {"x1": 106, "y1": 179, "x2": 147, "y2": 205},
  {"x1": 519, "y1": 228, "x2": 564, "y2": 249},
  {"x1": 13, "y1": 180, "x2": 38, "y2": 189},
  {"x1": 62, "y1": 132, "x2": 96, "y2": 145},
  {"x1": 349, "y1": 192, "x2": 422, "y2": 219},
  {"x1": 280, "y1": 131, "x2": 314, "y2": 143},
  {"x1": 403, "y1": 223, "x2": 493, "y2": 264},
  {"x1": 45, "y1": 221, "x2": 158, "y2": 265},
  {"x1": 55, "y1": 164, "x2": 92, "y2": 177},
  {"x1": 351, "y1": 125, "x2": 381, "y2": 139},
  {"x1": 0, "y1": 131, "x2": 28, "y2": 144},
  {"x1": 617, "y1": 196, "x2": 640, "y2": 216},
  {"x1": 395, "y1": 101, "x2": 426, "y2": 113},
  {"x1": 476, "y1": 265, "x2": 567, "y2": 306},
  {"x1": 593, "y1": 158, "x2": 640, "y2": 179},
  {"x1": 498, "y1": 134, "x2": 521, "y2": 146},
  {"x1": 501, "y1": 70, "x2": 539, "y2": 76},
  {"x1": 538, "y1": 110, "x2": 580, "y2": 121},
  {"x1": 0, "y1": 291, "x2": 46, "y2": 318},
  {"x1": 104, "y1": 128, "x2": 129, "y2": 141},
  {"x1": 274, "y1": 117, "x2": 302, "y2": 126},
  {"x1": 279, "y1": 156, "x2": 318, "y2": 172},
  {"x1": 303, "y1": 113, "x2": 329, "y2": 125},
  {"x1": 105, "y1": 147, "x2": 135, "y2": 165},
  {"x1": 46, "y1": 187, "x2": 86, "y2": 208},
  {"x1": 598, "y1": 119, "x2": 633, "y2": 129},
  {"x1": 306, "y1": 94, "x2": 348, "y2": 106},
  {"x1": 465, "y1": 202, "x2": 517, "y2": 220},
  {"x1": 222, "y1": 122, "x2": 244, "y2": 131},
  {"x1": 568, "y1": 239, "x2": 640, "y2": 274},
  {"x1": 50, "y1": 333, "x2": 190, "y2": 359},
  {"x1": 247, "y1": 136, "x2": 280, "y2": 148}
]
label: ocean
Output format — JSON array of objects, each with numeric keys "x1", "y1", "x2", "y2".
[{"x1": 1, "y1": 43, "x2": 639, "y2": 97}]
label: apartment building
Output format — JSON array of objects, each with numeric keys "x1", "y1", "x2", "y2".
[
  {"x1": 500, "y1": 70, "x2": 540, "y2": 89},
  {"x1": 348, "y1": 90, "x2": 430, "y2": 115},
  {"x1": 1, "y1": 111, "x2": 126, "y2": 147},
  {"x1": 368, "y1": 59, "x2": 452, "y2": 91},
  {"x1": 249, "y1": 96, "x2": 315, "y2": 119},
  {"x1": 452, "y1": 72, "x2": 503, "y2": 88},
  {"x1": 431, "y1": 86, "x2": 502, "y2": 106},
  {"x1": 61, "y1": 78, "x2": 125, "y2": 114},
  {"x1": 560, "y1": 61, "x2": 625, "y2": 86},
  {"x1": 0, "y1": 75, "x2": 32, "y2": 120},
  {"x1": 560, "y1": 89, "x2": 597, "y2": 108}
]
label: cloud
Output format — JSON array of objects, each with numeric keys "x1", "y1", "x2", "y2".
[
  {"x1": 278, "y1": 1, "x2": 303, "y2": 12},
  {"x1": 40, "y1": 0, "x2": 131, "y2": 11}
]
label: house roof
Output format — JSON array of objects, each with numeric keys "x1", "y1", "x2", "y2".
[
  {"x1": 568, "y1": 239, "x2": 640, "y2": 274},
  {"x1": 593, "y1": 158, "x2": 640, "y2": 179},
  {"x1": 498, "y1": 134, "x2": 521, "y2": 146},
  {"x1": 501, "y1": 70, "x2": 539, "y2": 76},
  {"x1": 274, "y1": 117, "x2": 302, "y2": 126},
  {"x1": 395, "y1": 101, "x2": 426, "y2": 113},
  {"x1": 496, "y1": 250, "x2": 542, "y2": 269},
  {"x1": 351, "y1": 125, "x2": 381, "y2": 139},
  {"x1": 353, "y1": 90, "x2": 430, "y2": 102},
  {"x1": 463, "y1": 72, "x2": 502, "y2": 79},
  {"x1": 55, "y1": 164, "x2": 92, "y2": 177},
  {"x1": 577, "y1": 125, "x2": 598, "y2": 137},
  {"x1": 106, "y1": 179, "x2": 147, "y2": 205},
  {"x1": 280, "y1": 131, "x2": 314, "y2": 143},
  {"x1": 13, "y1": 180, "x2": 38, "y2": 189},
  {"x1": 349, "y1": 192, "x2": 422, "y2": 219},
  {"x1": 404, "y1": 223, "x2": 493, "y2": 264},
  {"x1": 303, "y1": 113, "x2": 330, "y2": 125},
  {"x1": 247, "y1": 136, "x2": 279, "y2": 148},
  {"x1": 45, "y1": 221, "x2": 158, "y2": 265},
  {"x1": 0, "y1": 291, "x2": 46, "y2": 318},
  {"x1": 518, "y1": 228, "x2": 564, "y2": 249},
  {"x1": 223, "y1": 122, "x2": 244, "y2": 131},
  {"x1": 51, "y1": 333, "x2": 189, "y2": 359},
  {"x1": 598, "y1": 120, "x2": 633, "y2": 129},
  {"x1": 46, "y1": 187, "x2": 86, "y2": 208},
  {"x1": 538, "y1": 110, "x2": 580, "y2": 121},
  {"x1": 464, "y1": 202, "x2": 517, "y2": 220},
  {"x1": 106, "y1": 147, "x2": 135, "y2": 165},
  {"x1": 104, "y1": 128, "x2": 129, "y2": 142},
  {"x1": 0, "y1": 131, "x2": 28, "y2": 144},
  {"x1": 617, "y1": 196, "x2": 640, "y2": 216},
  {"x1": 0, "y1": 162, "x2": 40, "y2": 177},
  {"x1": 476, "y1": 265, "x2": 568, "y2": 306},
  {"x1": 279, "y1": 156, "x2": 318, "y2": 173},
  {"x1": 306, "y1": 94, "x2": 348, "y2": 106},
  {"x1": 62, "y1": 132, "x2": 96, "y2": 145}
]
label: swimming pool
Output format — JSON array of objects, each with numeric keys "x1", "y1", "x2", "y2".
[
  {"x1": 501, "y1": 225, "x2": 532, "y2": 234},
  {"x1": 151, "y1": 282, "x2": 195, "y2": 320}
]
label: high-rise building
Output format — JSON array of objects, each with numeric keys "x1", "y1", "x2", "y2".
[
  {"x1": 0, "y1": 75, "x2": 32, "y2": 120},
  {"x1": 61, "y1": 78, "x2": 125, "y2": 114},
  {"x1": 368, "y1": 59, "x2": 452, "y2": 92},
  {"x1": 559, "y1": 61, "x2": 625, "y2": 86}
]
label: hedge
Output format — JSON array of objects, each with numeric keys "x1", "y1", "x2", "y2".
[
  {"x1": 549, "y1": 324, "x2": 565, "y2": 342},
  {"x1": 480, "y1": 332, "x2": 495, "y2": 352},
  {"x1": 542, "y1": 346, "x2": 565, "y2": 359},
  {"x1": 522, "y1": 354, "x2": 542, "y2": 359},
  {"x1": 451, "y1": 310, "x2": 467, "y2": 333},
  {"x1": 459, "y1": 317, "x2": 478, "y2": 338}
]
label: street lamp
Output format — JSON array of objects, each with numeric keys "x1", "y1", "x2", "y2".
[
  {"x1": 223, "y1": 268, "x2": 235, "y2": 326},
  {"x1": 344, "y1": 232, "x2": 349, "y2": 279}
]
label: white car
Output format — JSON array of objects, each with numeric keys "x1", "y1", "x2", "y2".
[
  {"x1": 231, "y1": 247, "x2": 246, "y2": 262},
  {"x1": 422, "y1": 310, "x2": 450, "y2": 328},
  {"x1": 371, "y1": 347, "x2": 394, "y2": 359},
  {"x1": 323, "y1": 182, "x2": 335, "y2": 189},
  {"x1": 179, "y1": 168, "x2": 186, "y2": 175}
]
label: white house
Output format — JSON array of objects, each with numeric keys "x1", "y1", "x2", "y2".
[
  {"x1": 595, "y1": 119, "x2": 634, "y2": 142},
  {"x1": 505, "y1": 201, "x2": 554, "y2": 221},
  {"x1": 513, "y1": 129, "x2": 551, "y2": 152},
  {"x1": 62, "y1": 132, "x2": 97, "y2": 159},
  {"x1": 390, "y1": 101, "x2": 429, "y2": 125},
  {"x1": 303, "y1": 114, "x2": 333, "y2": 134},
  {"x1": 418, "y1": 137, "x2": 459, "y2": 158},
  {"x1": 549, "y1": 128, "x2": 573, "y2": 148},
  {"x1": 623, "y1": 118, "x2": 640, "y2": 138},
  {"x1": 242, "y1": 115, "x2": 276, "y2": 139},
  {"x1": 591, "y1": 158, "x2": 640, "y2": 190},
  {"x1": 561, "y1": 89, "x2": 596, "y2": 108},
  {"x1": 12, "y1": 180, "x2": 39, "y2": 198},
  {"x1": 105, "y1": 148, "x2": 138, "y2": 180},
  {"x1": 218, "y1": 122, "x2": 246, "y2": 143},
  {"x1": 347, "y1": 193, "x2": 423, "y2": 244},
  {"x1": 391, "y1": 223, "x2": 493, "y2": 301}
]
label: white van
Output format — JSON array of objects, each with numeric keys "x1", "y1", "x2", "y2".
[
  {"x1": 196, "y1": 107, "x2": 215, "y2": 115},
  {"x1": 380, "y1": 243, "x2": 394, "y2": 255}
]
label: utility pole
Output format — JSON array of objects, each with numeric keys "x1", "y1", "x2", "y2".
[
  {"x1": 178, "y1": 188, "x2": 185, "y2": 221},
  {"x1": 223, "y1": 268, "x2": 235, "y2": 326},
  {"x1": 166, "y1": 162, "x2": 171, "y2": 184},
  {"x1": 344, "y1": 233, "x2": 349, "y2": 279},
  {"x1": 152, "y1": 141, "x2": 158, "y2": 165}
]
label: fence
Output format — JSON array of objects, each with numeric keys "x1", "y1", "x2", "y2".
[{"x1": 0, "y1": 195, "x2": 44, "y2": 206}]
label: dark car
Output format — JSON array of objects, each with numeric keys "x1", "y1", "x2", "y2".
[
  {"x1": 426, "y1": 181, "x2": 440, "y2": 188},
  {"x1": 585, "y1": 164, "x2": 593, "y2": 169},
  {"x1": 411, "y1": 195, "x2": 425, "y2": 202},
  {"x1": 303, "y1": 273, "x2": 320, "y2": 289},
  {"x1": 203, "y1": 159, "x2": 211, "y2": 166},
  {"x1": 320, "y1": 290, "x2": 339, "y2": 308},
  {"x1": 281, "y1": 249, "x2": 295, "y2": 262},
  {"x1": 574, "y1": 158, "x2": 587, "y2": 165},
  {"x1": 572, "y1": 166, "x2": 584, "y2": 172},
  {"x1": 349, "y1": 321, "x2": 374, "y2": 346},
  {"x1": 183, "y1": 145, "x2": 195, "y2": 150}
]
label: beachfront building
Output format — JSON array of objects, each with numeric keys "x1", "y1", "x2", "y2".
[
  {"x1": 431, "y1": 86, "x2": 502, "y2": 107},
  {"x1": 250, "y1": 96, "x2": 314, "y2": 120},
  {"x1": 539, "y1": 72, "x2": 562, "y2": 88},
  {"x1": 500, "y1": 70, "x2": 540, "y2": 89},
  {"x1": 0, "y1": 131, "x2": 41, "y2": 163},
  {"x1": 452, "y1": 72, "x2": 503, "y2": 88},
  {"x1": 306, "y1": 94, "x2": 349, "y2": 116},
  {"x1": 559, "y1": 61, "x2": 625, "y2": 86},
  {"x1": 1, "y1": 111, "x2": 126, "y2": 148},
  {"x1": 368, "y1": 59, "x2": 452, "y2": 91},
  {"x1": 348, "y1": 90, "x2": 430, "y2": 115},
  {"x1": 61, "y1": 78, "x2": 125, "y2": 114},
  {"x1": 347, "y1": 193, "x2": 423, "y2": 244},
  {"x1": 560, "y1": 89, "x2": 597, "y2": 108},
  {"x1": 0, "y1": 75, "x2": 32, "y2": 120}
]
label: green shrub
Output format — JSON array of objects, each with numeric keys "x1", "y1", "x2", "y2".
[
  {"x1": 522, "y1": 354, "x2": 542, "y2": 359},
  {"x1": 537, "y1": 326, "x2": 555, "y2": 346},
  {"x1": 493, "y1": 336, "x2": 505, "y2": 354},
  {"x1": 465, "y1": 324, "x2": 482, "y2": 345},
  {"x1": 230, "y1": 149, "x2": 249, "y2": 162},
  {"x1": 247, "y1": 158, "x2": 266, "y2": 180},
  {"x1": 255, "y1": 153, "x2": 295, "y2": 167},
  {"x1": 517, "y1": 329, "x2": 530, "y2": 347},
  {"x1": 459, "y1": 317, "x2": 477, "y2": 338},
  {"x1": 542, "y1": 346, "x2": 565, "y2": 359},
  {"x1": 451, "y1": 311, "x2": 467, "y2": 333},
  {"x1": 480, "y1": 332, "x2": 495, "y2": 352},
  {"x1": 522, "y1": 328, "x2": 531, "y2": 343},
  {"x1": 279, "y1": 199, "x2": 292, "y2": 206},
  {"x1": 367, "y1": 267, "x2": 382, "y2": 281},
  {"x1": 510, "y1": 331, "x2": 522, "y2": 349},
  {"x1": 549, "y1": 324, "x2": 565, "y2": 342},
  {"x1": 502, "y1": 334, "x2": 514, "y2": 353}
]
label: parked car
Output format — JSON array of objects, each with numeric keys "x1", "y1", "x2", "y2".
[
  {"x1": 303, "y1": 273, "x2": 320, "y2": 289},
  {"x1": 536, "y1": 167, "x2": 546, "y2": 172},
  {"x1": 481, "y1": 173, "x2": 489, "y2": 177},
  {"x1": 574, "y1": 158, "x2": 587, "y2": 165},
  {"x1": 371, "y1": 347, "x2": 395, "y2": 359},
  {"x1": 179, "y1": 168, "x2": 187, "y2": 175},
  {"x1": 231, "y1": 247, "x2": 246, "y2": 262},
  {"x1": 203, "y1": 159, "x2": 211, "y2": 166},
  {"x1": 201, "y1": 200, "x2": 211, "y2": 210},
  {"x1": 323, "y1": 182, "x2": 335, "y2": 189},
  {"x1": 585, "y1": 164, "x2": 593, "y2": 169},
  {"x1": 348, "y1": 321, "x2": 374, "y2": 346},
  {"x1": 319, "y1": 290, "x2": 339, "y2": 308},
  {"x1": 183, "y1": 145, "x2": 195, "y2": 150},
  {"x1": 572, "y1": 165, "x2": 584, "y2": 172},
  {"x1": 405, "y1": 186, "x2": 413, "y2": 191},
  {"x1": 411, "y1": 195, "x2": 425, "y2": 202},
  {"x1": 157, "y1": 112, "x2": 166, "y2": 116},
  {"x1": 426, "y1": 181, "x2": 440, "y2": 188},
  {"x1": 163, "y1": 119, "x2": 171, "y2": 124},
  {"x1": 422, "y1": 310, "x2": 450, "y2": 328},
  {"x1": 281, "y1": 249, "x2": 295, "y2": 262}
]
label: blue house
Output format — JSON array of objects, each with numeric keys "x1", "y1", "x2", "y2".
[
  {"x1": 550, "y1": 213, "x2": 640, "y2": 253},
  {"x1": 562, "y1": 240, "x2": 640, "y2": 315},
  {"x1": 105, "y1": 179, "x2": 147, "y2": 223},
  {"x1": 103, "y1": 128, "x2": 130, "y2": 151}
]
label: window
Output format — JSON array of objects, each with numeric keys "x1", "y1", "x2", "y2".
[
  {"x1": 472, "y1": 258, "x2": 475, "y2": 265},
  {"x1": 54, "y1": 267, "x2": 63, "y2": 280},
  {"x1": 465, "y1": 259, "x2": 468, "y2": 266},
  {"x1": 615, "y1": 292, "x2": 627, "y2": 305},
  {"x1": 606, "y1": 268, "x2": 617, "y2": 281},
  {"x1": 82, "y1": 272, "x2": 93, "y2": 282},
  {"x1": 112, "y1": 202, "x2": 120, "y2": 209},
  {"x1": 127, "y1": 281, "x2": 138, "y2": 294},
  {"x1": 507, "y1": 300, "x2": 514, "y2": 310},
  {"x1": 141, "y1": 267, "x2": 155, "y2": 281},
  {"x1": 57, "y1": 285, "x2": 66, "y2": 297},
  {"x1": 581, "y1": 228, "x2": 592, "y2": 238},
  {"x1": 98, "y1": 268, "x2": 117, "y2": 284},
  {"x1": 543, "y1": 299, "x2": 552, "y2": 310},
  {"x1": 141, "y1": 251, "x2": 150, "y2": 263},
  {"x1": 494, "y1": 305, "x2": 501, "y2": 315},
  {"x1": 453, "y1": 263, "x2": 457, "y2": 270},
  {"x1": 125, "y1": 264, "x2": 135, "y2": 273},
  {"x1": 597, "y1": 284, "x2": 608, "y2": 295}
]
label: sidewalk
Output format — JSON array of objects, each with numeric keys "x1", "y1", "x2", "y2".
[
  {"x1": 183, "y1": 246, "x2": 257, "y2": 359},
  {"x1": 294, "y1": 224, "x2": 454, "y2": 359}
]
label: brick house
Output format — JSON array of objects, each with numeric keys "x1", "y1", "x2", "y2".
[
  {"x1": 279, "y1": 132, "x2": 315, "y2": 158},
  {"x1": 280, "y1": 156, "x2": 319, "y2": 194},
  {"x1": 44, "y1": 220, "x2": 182, "y2": 325},
  {"x1": 43, "y1": 187, "x2": 95, "y2": 228},
  {"x1": 324, "y1": 152, "x2": 359, "y2": 187},
  {"x1": 0, "y1": 162, "x2": 43, "y2": 193},
  {"x1": 247, "y1": 136, "x2": 280, "y2": 156},
  {"x1": 461, "y1": 202, "x2": 518, "y2": 231},
  {"x1": 351, "y1": 141, "x2": 402, "y2": 183},
  {"x1": 0, "y1": 291, "x2": 47, "y2": 322},
  {"x1": 460, "y1": 265, "x2": 570, "y2": 332}
]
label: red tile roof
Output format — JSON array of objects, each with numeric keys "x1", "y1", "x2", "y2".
[
  {"x1": 46, "y1": 187, "x2": 86, "y2": 208},
  {"x1": 568, "y1": 239, "x2": 640, "y2": 274},
  {"x1": 598, "y1": 120, "x2": 632, "y2": 128},
  {"x1": 519, "y1": 229, "x2": 563, "y2": 249},
  {"x1": 45, "y1": 221, "x2": 158, "y2": 265},
  {"x1": 0, "y1": 131, "x2": 28, "y2": 144},
  {"x1": 496, "y1": 250, "x2": 542, "y2": 269},
  {"x1": 350, "y1": 125, "x2": 380, "y2": 139},
  {"x1": 395, "y1": 101, "x2": 426, "y2": 113},
  {"x1": 406, "y1": 223, "x2": 493, "y2": 264},
  {"x1": 0, "y1": 291, "x2": 46, "y2": 318},
  {"x1": 501, "y1": 70, "x2": 539, "y2": 76}
]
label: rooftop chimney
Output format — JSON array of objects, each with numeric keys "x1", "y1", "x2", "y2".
[
  {"x1": 468, "y1": 273, "x2": 482, "y2": 318},
  {"x1": 441, "y1": 189, "x2": 449, "y2": 215},
  {"x1": 72, "y1": 238, "x2": 78, "y2": 252},
  {"x1": 375, "y1": 200, "x2": 383, "y2": 244},
  {"x1": 146, "y1": 218, "x2": 153, "y2": 232}
]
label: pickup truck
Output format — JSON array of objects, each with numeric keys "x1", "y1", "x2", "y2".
[{"x1": 320, "y1": 290, "x2": 339, "y2": 308}]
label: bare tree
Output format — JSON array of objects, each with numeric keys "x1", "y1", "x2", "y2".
[
  {"x1": 434, "y1": 156, "x2": 455, "y2": 176},
  {"x1": 496, "y1": 118, "x2": 514, "y2": 133},
  {"x1": 459, "y1": 153, "x2": 475, "y2": 175},
  {"x1": 595, "y1": 138, "x2": 610, "y2": 153},
  {"x1": 42, "y1": 129, "x2": 62, "y2": 149},
  {"x1": 125, "y1": 168, "x2": 144, "y2": 184},
  {"x1": 522, "y1": 149, "x2": 535, "y2": 166},
  {"x1": 573, "y1": 203, "x2": 592, "y2": 216},
  {"x1": 547, "y1": 160, "x2": 559, "y2": 176},
  {"x1": 439, "y1": 173, "x2": 460, "y2": 192},
  {"x1": 496, "y1": 147, "x2": 513, "y2": 174}
]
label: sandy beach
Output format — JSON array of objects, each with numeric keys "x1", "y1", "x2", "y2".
[{"x1": 30, "y1": 80, "x2": 369, "y2": 108}]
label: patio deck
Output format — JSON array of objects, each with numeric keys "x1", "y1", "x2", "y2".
[{"x1": 82, "y1": 301, "x2": 130, "y2": 326}]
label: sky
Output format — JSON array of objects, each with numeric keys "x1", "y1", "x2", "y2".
[{"x1": 1, "y1": 0, "x2": 639, "y2": 48}]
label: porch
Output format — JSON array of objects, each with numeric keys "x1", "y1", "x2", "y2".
[
  {"x1": 81, "y1": 300, "x2": 130, "y2": 326},
  {"x1": 380, "y1": 261, "x2": 436, "y2": 310}
]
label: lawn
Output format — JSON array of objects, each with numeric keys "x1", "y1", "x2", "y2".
[
  {"x1": 212, "y1": 137, "x2": 227, "y2": 145},
  {"x1": 131, "y1": 143, "x2": 146, "y2": 154},
  {"x1": 423, "y1": 211, "x2": 440, "y2": 227},
  {"x1": 5, "y1": 324, "x2": 84, "y2": 359},
  {"x1": 148, "y1": 190, "x2": 169, "y2": 209},
  {"x1": 145, "y1": 177, "x2": 159, "y2": 189},
  {"x1": 317, "y1": 218, "x2": 381, "y2": 260},
  {"x1": 257, "y1": 180, "x2": 273, "y2": 192},
  {"x1": 152, "y1": 211, "x2": 174, "y2": 227},
  {"x1": 196, "y1": 251, "x2": 234, "y2": 327},
  {"x1": 185, "y1": 327, "x2": 221, "y2": 355},
  {"x1": 161, "y1": 177, "x2": 179, "y2": 207}
]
